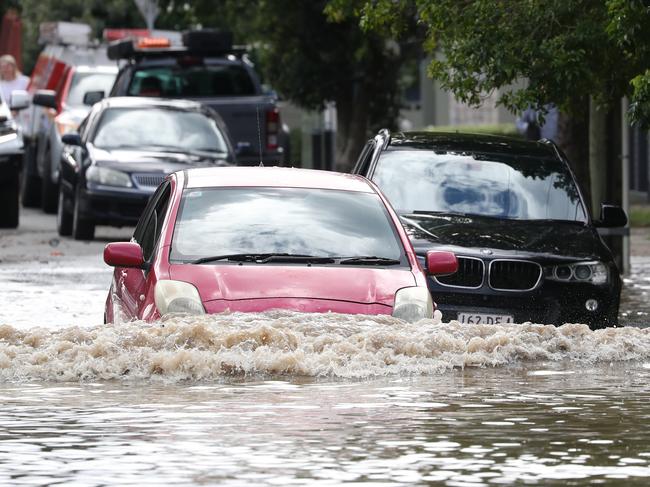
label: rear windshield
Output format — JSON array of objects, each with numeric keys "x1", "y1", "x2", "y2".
[
  {"x1": 170, "y1": 187, "x2": 406, "y2": 263},
  {"x1": 127, "y1": 65, "x2": 257, "y2": 97},
  {"x1": 92, "y1": 107, "x2": 229, "y2": 153},
  {"x1": 373, "y1": 149, "x2": 588, "y2": 222},
  {"x1": 66, "y1": 72, "x2": 116, "y2": 106}
]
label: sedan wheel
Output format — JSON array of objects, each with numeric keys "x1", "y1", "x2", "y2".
[
  {"x1": 72, "y1": 187, "x2": 95, "y2": 240},
  {"x1": 56, "y1": 186, "x2": 73, "y2": 236}
]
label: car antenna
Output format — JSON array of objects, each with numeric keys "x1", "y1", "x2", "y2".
[{"x1": 256, "y1": 105, "x2": 264, "y2": 166}]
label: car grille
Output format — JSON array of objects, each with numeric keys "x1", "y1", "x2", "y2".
[
  {"x1": 489, "y1": 260, "x2": 542, "y2": 291},
  {"x1": 133, "y1": 174, "x2": 165, "y2": 189},
  {"x1": 435, "y1": 257, "x2": 484, "y2": 288}
]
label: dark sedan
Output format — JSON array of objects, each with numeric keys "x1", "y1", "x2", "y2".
[
  {"x1": 57, "y1": 97, "x2": 235, "y2": 240},
  {"x1": 353, "y1": 130, "x2": 628, "y2": 329}
]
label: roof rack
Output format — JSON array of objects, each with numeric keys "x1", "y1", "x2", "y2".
[{"x1": 107, "y1": 29, "x2": 244, "y2": 61}]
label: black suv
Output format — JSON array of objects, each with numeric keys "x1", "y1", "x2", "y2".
[{"x1": 353, "y1": 130, "x2": 628, "y2": 328}]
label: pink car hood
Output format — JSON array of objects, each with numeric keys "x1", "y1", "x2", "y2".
[{"x1": 168, "y1": 264, "x2": 416, "y2": 307}]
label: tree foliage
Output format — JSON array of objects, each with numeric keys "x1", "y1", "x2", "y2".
[
  {"x1": 344, "y1": 0, "x2": 650, "y2": 125},
  {"x1": 158, "y1": 0, "x2": 420, "y2": 167}
]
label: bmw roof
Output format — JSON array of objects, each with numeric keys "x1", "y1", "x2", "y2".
[{"x1": 387, "y1": 131, "x2": 558, "y2": 159}]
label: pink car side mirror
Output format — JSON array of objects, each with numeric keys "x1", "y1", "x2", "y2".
[
  {"x1": 104, "y1": 242, "x2": 144, "y2": 268},
  {"x1": 425, "y1": 250, "x2": 458, "y2": 276}
]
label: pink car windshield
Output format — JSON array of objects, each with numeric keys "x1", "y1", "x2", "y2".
[{"x1": 170, "y1": 187, "x2": 406, "y2": 264}]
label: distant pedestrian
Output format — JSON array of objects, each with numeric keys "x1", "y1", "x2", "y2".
[
  {"x1": 0, "y1": 54, "x2": 29, "y2": 104},
  {"x1": 516, "y1": 104, "x2": 558, "y2": 142}
]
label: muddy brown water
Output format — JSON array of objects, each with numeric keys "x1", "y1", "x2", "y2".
[{"x1": 1, "y1": 210, "x2": 650, "y2": 485}]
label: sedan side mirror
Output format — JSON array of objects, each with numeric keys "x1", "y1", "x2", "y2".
[
  {"x1": 426, "y1": 250, "x2": 458, "y2": 276},
  {"x1": 32, "y1": 89, "x2": 58, "y2": 109},
  {"x1": 83, "y1": 90, "x2": 104, "y2": 106},
  {"x1": 595, "y1": 204, "x2": 627, "y2": 228},
  {"x1": 104, "y1": 242, "x2": 144, "y2": 268},
  {"x1": 9, "y1": 90, "x2": 29, "y2": 111},
  {"x1": 61, "y1": 133, "x2": 82, "y2": 146}
]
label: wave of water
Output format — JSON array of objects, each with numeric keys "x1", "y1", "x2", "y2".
[{"x1": 1, "y1": 311, "x2": 650, "y2": 381}]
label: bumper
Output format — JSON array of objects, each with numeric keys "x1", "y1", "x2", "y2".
[
  {"x1": 78, "y1": 185, "x2": 152, "y2": 226},
  {"x1": 430, "y1": 279, "x2": 620, "y2": 328},
  {"x1": 0, "y1": 153, "x2": 22, "y2": 183}
]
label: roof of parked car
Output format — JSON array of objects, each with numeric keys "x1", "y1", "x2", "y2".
[
  {"x1": 388, "y1": 131, "x2": 558, "y2": 159},
  {"x1": 98, "y1": 96, "x2": 205, "y2": 111},
  {"x1": 184, "y1": 167, "x2": 375, "y2": 193}
]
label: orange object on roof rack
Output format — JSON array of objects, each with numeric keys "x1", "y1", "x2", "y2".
[
  {"x1": 137, "y1": 37, "x2": 171, "y2": 49},
  {"x1": 103, "y1": 28, "x2": 151, "y2": 42}
]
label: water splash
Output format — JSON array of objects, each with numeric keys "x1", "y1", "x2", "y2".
[{"x1": 1, "y1": 311, "x2": 650, "y2": 382}]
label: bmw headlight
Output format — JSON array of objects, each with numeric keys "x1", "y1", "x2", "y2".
[
  {"x1": 392, "y1": 287, "x2": 434, "y2": 322},
  {"x1": 154, "y1": 280, "x2": 206, "y2": 316},
  {"x1": 86, "y1": 166, "x2": 133, "y2": 187},
  {"x1": 545, "y1": 261, "x2": 609, "y2": 285}
]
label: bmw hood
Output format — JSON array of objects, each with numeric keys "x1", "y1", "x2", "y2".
[{"x1": 400, "y1": 213, "x2": 607, "y2": 260}]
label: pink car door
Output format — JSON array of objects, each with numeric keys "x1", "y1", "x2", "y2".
[{"x1": 117, "y1": 182, "x2": 171, "y2": 320}]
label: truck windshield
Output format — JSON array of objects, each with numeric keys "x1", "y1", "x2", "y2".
[
  {"x1": 127, "y1": 65, "x2": 257, "y2": 97},
  {"x1": 170, "y1": 187, "x2": 406, "y2": 264},
  {"x1": 93, "y1": 107, "x2": 229, "y2": 153},
  {"x1": 373, "y1": 149, "x2": 588, "y2": 222}
]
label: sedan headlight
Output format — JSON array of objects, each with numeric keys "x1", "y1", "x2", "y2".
[
  {"x1": 154, "y1": 280, "x2": 206, "y2": 316},
  {"x1": 86, "y1": 166, "x2": 133, "y2": 187},
  {"x1": 544, "y1": 261, "x2": 609, "y2": 285},
  {"x1": 392, "y1": 287, "x2": 434, "y2": 322}
]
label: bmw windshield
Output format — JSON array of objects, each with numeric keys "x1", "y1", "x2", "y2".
[
  {"x1": 170, "y1": 187, "x2": 407, "y2": 265},
  {"x1": 373, "y1": 149, "x2": 588, "y2": 223}
]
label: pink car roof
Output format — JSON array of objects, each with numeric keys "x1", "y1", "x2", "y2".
[{"x1": 183, "y1": 167, "x2": 375, "y2": 193}]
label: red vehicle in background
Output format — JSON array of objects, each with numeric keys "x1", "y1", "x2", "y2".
[
  {"x1": 20, "y1": 22, "x2": 117, "y2": 212},
  {"x1": 103, "y1": 167, "x2": 458, "y2": 324}
]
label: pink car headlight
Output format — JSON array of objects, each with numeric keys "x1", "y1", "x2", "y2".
[
  {"x1": 392, "y1": 287, "x2": 434, "y2": 322},
  {"x1": 154, "y1": 280, "x2": 206, "y2": 316}
]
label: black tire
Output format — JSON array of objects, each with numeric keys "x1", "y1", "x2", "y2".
[
  {"x1": 57, "y1": 185, "x2": 73, "y2": 236},
  {"x1": 21, "y1": 144, "x2": 42, "y2": 208},
  {"x1": 41, "y1": 144, "x2": 59, "y2": 214},
  {"x1": 72, "y1": 186, "x2": 95, "y2": 240},
  {"x1": 0, "y1": 171, "x2": 19, "y2": 228}
]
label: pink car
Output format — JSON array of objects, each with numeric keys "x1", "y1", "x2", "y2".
[{"x1": 103, "y1": 167, "x2": 458, "y2": 323}]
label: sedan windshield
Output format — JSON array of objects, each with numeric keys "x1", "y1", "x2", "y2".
[
  {"x1": 373, "y1": 149, "x2": 588, "y2": 222},
  {"x1": 92, "y1": 107, "x2": 229, "y2": 153},
  {"x1": 170, "y1": 187, "x2": 406, "y2": 264}
]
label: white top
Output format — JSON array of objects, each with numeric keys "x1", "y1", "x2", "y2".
[{"x1": 0, "y1": 74, "x2": 29, "y2": 104}]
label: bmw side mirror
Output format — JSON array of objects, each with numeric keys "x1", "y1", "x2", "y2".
[
  {"x1": 83, "y1": 90, "x2": 104, "y2": 106},
  {"x1": 425, "y1": 250, "x2": 458, "y2": 276},
  {"x1": 9, "y1": 90, "x2": 29, "y2": 111},
  {"x1": 104, "y1": 242, "x2": 144, "y2": 268},
  {"x1": 595, "y1": 204, "x2": 627, "y2": 228},
  {"x1": 32, "y1": 89, "x2": 58, "y2": 109},
  {"x1": 61, "y1": 133, "x2": 82, "y2": 146}
]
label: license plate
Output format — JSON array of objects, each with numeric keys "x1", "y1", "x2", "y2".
[{"x1": 457, "y1": 313, "x2": 514, "y2": 324}]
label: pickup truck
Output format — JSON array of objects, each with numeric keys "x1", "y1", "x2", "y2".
[{"x1": 106, "y1": 30, "x2": 287, "y2": 166}]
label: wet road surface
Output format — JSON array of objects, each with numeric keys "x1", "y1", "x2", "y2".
[{"x1": 2, "y1": 208, "x2": 650, "y2": 485}]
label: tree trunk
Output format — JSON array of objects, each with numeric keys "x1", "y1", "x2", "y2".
[
  {"x1": 556, "y1": 100, "x2": 591, "y2": 213},
  {"x1": 589, "y1": 99, "x2": 608, "y2": 216},
  {"x1": 334, "y1": 89, "x2": 370, "y2": 173}
]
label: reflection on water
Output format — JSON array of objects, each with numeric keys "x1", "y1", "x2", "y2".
[
  {"x1": 1, "y1": 314, "x2": 650, "y2": 484},
  {"x1": 621, "y1": 257, "x2": 650, "y2": 327},
  {"x1": 2, "y1": 366, "x2": 650, "y2": 485}
]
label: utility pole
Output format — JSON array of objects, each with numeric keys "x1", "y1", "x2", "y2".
[{"x1": 134, "y1": 0, "x2": 159, "y2": 31}]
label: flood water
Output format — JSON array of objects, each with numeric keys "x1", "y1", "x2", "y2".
[{"x1": 1, "y1": 237, "x2": 650, "y2": 485}]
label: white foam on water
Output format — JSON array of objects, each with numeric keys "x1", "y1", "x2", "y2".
[{"x1": 1, "y1": 311, "x2": 650, "y2": 382}]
